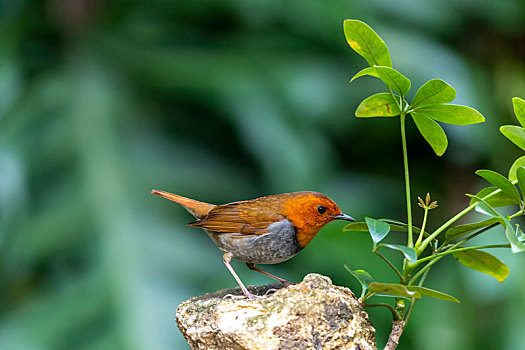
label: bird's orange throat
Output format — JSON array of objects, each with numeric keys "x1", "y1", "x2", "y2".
[{"x1": 295, "y1": 226, "x2": 323, "y2": 249}]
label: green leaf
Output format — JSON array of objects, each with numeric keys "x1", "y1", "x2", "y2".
[
  {"x1": 512, "y1": 97, "x2": 525, "y2": 127},
  {"x1": 500, "y1": 125, "x2": 525, "y2": 151},
  {"x1": 365, "y1": 217, "x2": 391, "y2": 244},
  {"x1": 373, "y1": 66, "x2": 411, "y2": 96},
  {"x1": 355, "y1": 93, "x2": 400, "y2": 118},
  {"x1": 343, "y1": 19, "x2": 392, "y2": 67},
  {"x1": 508, "y1": 156, "x2": 525, "y2": 181},
  {"x1": 517, "y1": 167, "x2": 525, "y2": 199},
  {"x1": 412, "y1": 113, "x2": 448, "y2": 156},
  {"x1": 445, "y1": 217, "x2": 503, "y2": 241},
  {"x1": 381, "y1": 244, "x2": 417, "y2": 263},
  {"x1": 343, "y1": 220, "x2": 424, "y2": 235},
  {"x1": 413, "y1": 104, "x2": 485, "y2": 125},
  {"x1": 469, "y1": 187, "x2": 520, "y2": 208},
  {"x1": 467, "y1": 193, "x2": 502, "y2": 217},
  {"x1": 350, "y1": 67, "x2": 379, "y2": 82},
  {"x1": 506, "y1": 224, "x2": 525, "y2": 253},
  {"x1": 407, "y1": 286, "x2": 460, "y2": 303},
  {"x1": 344, "y1": 265, "x2": 374, "y2": 297},
  {"x1": 476, "y1": 169, "x2": 521, "y2": 203},
  {"x1": 368, "y1": 282, "x2": 421, "y2": 299},
  {"x1": 517, "y1": 225, "x2": 525, "y2": 242},
  {"x1": 343, "y1": 222, "x2": 369, "y2": 232},
  {"x1": 453, "y1": 249, "x2": 510, "y2": 282},
  {"x1": 467, "y1": 194, "x2": 512, "y2": 226},
  {"x1": 379, "y1": 219, "x2": 425, "y2": 235},
  {"x1": 412, "y1": 79, "x2": 456, "y2": 107}
]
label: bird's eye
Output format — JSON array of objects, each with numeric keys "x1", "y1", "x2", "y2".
[{"x1": 317, "y1": 205, "x2": 327, "y2": 214}]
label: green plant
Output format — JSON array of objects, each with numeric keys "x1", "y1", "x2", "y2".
[{"x1": 342, "y1": 19, "x2": 525, "y2": 349}]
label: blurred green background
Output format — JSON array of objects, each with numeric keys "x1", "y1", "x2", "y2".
[{"x1": 1, "y1": 0, "x2": 524, "y2": 349}]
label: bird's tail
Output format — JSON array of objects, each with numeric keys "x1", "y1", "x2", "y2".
[{"x1": 152, "y1": 190, "x2": 214, "y2": 219}]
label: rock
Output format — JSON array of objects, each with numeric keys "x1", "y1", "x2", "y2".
[{"x1": 176, "y1": 273, "x2": 377, "y2": 350}]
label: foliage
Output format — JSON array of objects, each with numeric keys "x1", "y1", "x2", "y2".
[{"x1": 343, "y1": 20, "x2": 525, "y2": 345}]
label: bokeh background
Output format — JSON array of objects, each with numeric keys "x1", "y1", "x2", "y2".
[{"x1": 1, "y1": 0, "x2": 524, "y2": 349}]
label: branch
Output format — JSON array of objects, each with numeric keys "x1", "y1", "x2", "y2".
[
  {"x1": 374, "y1": 250, "x2": 407, "y2": 284},
  {"x1": 365, "y1": 303, "x2": 401, "y2": 320},
  {"x1": 384, "y1": 320, "x2": 405, "y2": 350}
]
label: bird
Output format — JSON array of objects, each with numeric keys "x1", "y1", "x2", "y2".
[{"x1": 152, "y1": 189, "x2": 355, "y2": 298}]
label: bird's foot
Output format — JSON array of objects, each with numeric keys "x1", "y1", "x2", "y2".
[{"x1": 281, "y1": 280, "x2": 296, "y2": 288}]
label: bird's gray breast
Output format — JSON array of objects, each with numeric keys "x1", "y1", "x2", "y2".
[{"x1": 206, "y1": 219, "x2": 301, "y2": 264}]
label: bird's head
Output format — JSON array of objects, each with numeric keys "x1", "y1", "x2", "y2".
[{"x1": 282, "y1": 191, "x2": 355, "y2": 248}]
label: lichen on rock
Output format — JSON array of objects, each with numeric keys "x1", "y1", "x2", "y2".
[{"x1": 176, "y1": 273, "x2": 376, "y2": 350}]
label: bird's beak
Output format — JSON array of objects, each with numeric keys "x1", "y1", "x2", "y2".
[{"x1": 332, "y1": 213, "x2": 356, "y2": 221}]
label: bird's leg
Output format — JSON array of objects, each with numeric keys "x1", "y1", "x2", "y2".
[
  {"x1": 246, "y1": 263, "x2": 295, "y2": 287},
  {"x1": 222, "y1": 253, "x2": 261, "y2": 299}
]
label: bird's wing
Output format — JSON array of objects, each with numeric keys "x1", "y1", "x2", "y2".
[{"x1": 188, "y1": 202, "x2": 286, "y2": 236}]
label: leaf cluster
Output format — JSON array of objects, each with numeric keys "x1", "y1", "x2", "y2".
[
  {"x1": 341, "y1": 20, "x2": 524, "y2": 328},
  {"x1": 345, "y1": 20, "x2": 484, "y2": 157}
]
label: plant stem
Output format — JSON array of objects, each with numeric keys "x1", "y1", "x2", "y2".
[
  {"x1": 374, "y1": 250, "x2": 407, "y2": 284},
  {"x1": 389, "y1": 86, "x2": 412, "y2": 250},
  {"x1": 415, "y1": 206, "x2": 429, "y2": 249},
  {"x1": 437, "y1": 222, "x2": 499, "y2": 252},
  {"x1": 447, "y1": 223, "x2": 499, "y2": 250},
  {"x1": 403, "y1": 268, "x2": 429, "y2": 325},
  {"x1": 409, "y1": 255, "x2": 443, "y2": 285},
  {"x1": 415, "y1": 244, "x2": 510, "y2": 264},
  {"x1": 509, "y1": 209, "x2": 525, "y2": 220},
  {"x1": 418, "y1": 182, "x2": 517, "y2": 254},
  {"x1": 418, "y1": 205, "x2": 477, "y2": 254},
  {"x1": 439, "y1": 209, "x2": 522, "y2": 250},
  {"x1": 365, "y1": 303, "x2": 402, "y2": 320},
  {"x1": 384, "y1": 320, "x2": 406, "y2": 350},
  {"x1": 400, "y1": 113, "x2": 413, "y2": 248},
  {"x1": 361, "y1": 291, "x2": 376, "y2": 303},
  {"x1": 415, "y1": 220, "x2": 509, "y2": 284}
]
